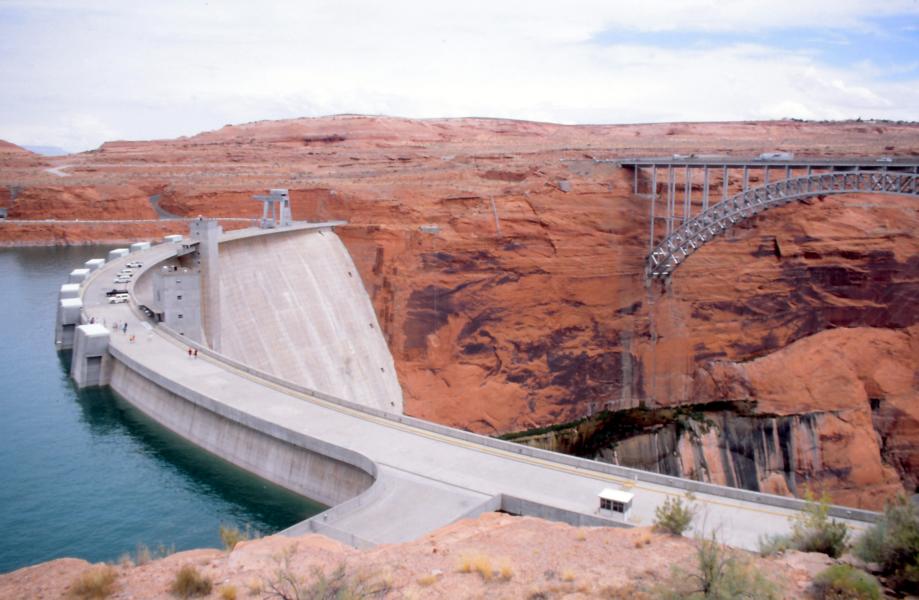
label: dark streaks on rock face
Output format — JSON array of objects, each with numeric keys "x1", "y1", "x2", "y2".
[
  {"x1": 691, "y1": 248, "x2": 919, "y2": 363},
  {"x1": 421, "y1": 250, "x2": 500, "y2": 273},
  {"x1": 403, "y1": 285, "x2": 459, "y2": 352},
  {"x1": 869, "y1": 399, "x2": 919, "y2": 494},
  {"x1": 509, "y1": 404, "x2": 853, "y2": 500},
  {"x1": 459, "y1": 308, "x2": 503, "y2": 339}
]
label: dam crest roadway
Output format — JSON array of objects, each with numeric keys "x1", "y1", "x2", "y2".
[{"x1": 58, "y1": 184, "x2": 885, "y2": 551}]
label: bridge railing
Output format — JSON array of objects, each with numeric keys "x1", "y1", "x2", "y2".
[{"x1": 648, "y1": 171, "x2": 918, "y2": 278}]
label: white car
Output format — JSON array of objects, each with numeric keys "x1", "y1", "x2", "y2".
[
  {"x1": 126, "y1": 261, "x2": 142, "y2": 268},
  {"x1": 108, "y1": 296, "x2": 128, "y2": 304},
  {"x1": 113, "y1": 277, "x2": 131, "y2": 284}
]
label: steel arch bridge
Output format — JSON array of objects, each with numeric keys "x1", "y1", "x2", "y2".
[
  {"x1": 648, "y1": 170, "x2": 918, "y2": 278},
  {"x1": 610, "y1": 157, "x2": 919, "y2": 280}
]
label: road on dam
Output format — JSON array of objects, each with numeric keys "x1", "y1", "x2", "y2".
[{"x1": 76, "y1": 229, "x2": 875, "y2": 551}]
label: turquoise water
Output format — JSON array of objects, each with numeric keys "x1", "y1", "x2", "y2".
[{"x1": 0, "y1": 246, "x2": 324, "y2": 574}]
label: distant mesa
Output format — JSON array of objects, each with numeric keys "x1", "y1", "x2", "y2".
[{"x1": 22, "y1": 145, "x2": 70, "y2": 157}]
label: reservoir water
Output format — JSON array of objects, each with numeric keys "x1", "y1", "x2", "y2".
[{"x1": 0, "y1": 246, "x2": 324, "y2": 574}]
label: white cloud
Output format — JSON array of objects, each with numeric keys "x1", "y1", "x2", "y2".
[{"x1": 0, "y1": 0, "x2": 917, "y2": 151}]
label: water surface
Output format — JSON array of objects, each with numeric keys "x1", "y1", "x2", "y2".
[{"x1": 0, "y1": 246, "x2": 324, "y2": 573}]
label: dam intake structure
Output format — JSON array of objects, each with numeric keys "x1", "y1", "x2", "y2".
[{"x1": 52, "y1": 188, "x2": 882, "y2": 551}]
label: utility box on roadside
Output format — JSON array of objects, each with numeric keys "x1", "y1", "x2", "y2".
[{"x1": 598, "y1": 488, "x2": 634, "y2": 520}]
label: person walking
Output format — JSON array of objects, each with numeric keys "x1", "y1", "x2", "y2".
[
  {"x1": 122, "y1": 322, "x2": 128, "y2": 334},
  {"x1": 188, "y1": 348, "x2": 193, "y2": 358}
]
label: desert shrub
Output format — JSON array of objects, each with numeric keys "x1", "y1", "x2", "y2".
[
  {"x1": 457, "y1": 553, "x2": 495, "y2": 581},
  {"x1": 653, "y1": 493, "x2": 697, "y2": 536},
  {"x1": 853, "y1": 494, "x2": 919, "y2": 594},
  {"x1": 219, "y1": 584, "x2": 238, "y2": 600},
  {"x1": 266, "y1": 561, "x2": 389, "y2": 600},
  {"x1": 811, "y1": 565, "x2": 881, "y2": 600},
  {"x1": 219, "y1": 524, "x2": 254, "y2": 551},
  {"x1": 170, "y1": 564, "x2": 212, "y2": 598},
  {"x1": 67, "y1": 565, "x2": 118, "y2": 600},
  {"x1": 655, "y1": 535, "x2": 779, "y2": 599},
  {"x1": 789, "y1": 491, "x2": 849, "y2": 558},
  {"x1": 416, "y1": 573, "x2": 439, "y2": 587},
  {"x1": 134, "y1": 542, "x2": 174, "y2": 565},
  {"x1": 757, "y1": 533, "x2": 792, "y2": 557}
]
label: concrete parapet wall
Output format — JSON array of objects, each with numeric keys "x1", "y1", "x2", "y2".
[{"x1": 107, "y1": 346, "x2": 374, "y2": 508}]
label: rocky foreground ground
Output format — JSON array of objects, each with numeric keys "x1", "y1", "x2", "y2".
[
  {"x1": 0, "y1": 513, "x2": 843, "y2": 599},
  {"x1": 1, "y1": 117, "x2": 917, "y2": 510}
]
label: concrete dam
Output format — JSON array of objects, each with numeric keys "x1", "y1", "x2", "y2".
[
  {"x1": 217, "y1": 228, "x2": 403, "y2": 413},
  {"x1": 54, "y1": 211, "x2": 879, "y2": 551}
]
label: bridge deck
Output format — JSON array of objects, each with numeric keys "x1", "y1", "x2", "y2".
[{"x1": 80, "y1": 234, "x2": 874, "y2": 550}]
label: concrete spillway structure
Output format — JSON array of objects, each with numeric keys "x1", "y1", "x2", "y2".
[{"x1": 217, "y1": 229, "x2": 403, "y2": 413}]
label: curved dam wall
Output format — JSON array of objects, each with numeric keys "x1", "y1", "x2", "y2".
[
  {"x1": 106, "y1": 344, "x2": 375, "y2": 508},
  {"x1": 217, "y1": 229, "x2": 403, "y2": 414}
]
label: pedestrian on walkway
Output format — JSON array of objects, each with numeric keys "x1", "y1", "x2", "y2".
[
  {"x1": 188, "y1": 348, "x2": 193, "y2": 358},
  {"x1": 122, "y1": 322, "x2": 128, "y2": 334},
  {"x1": 193, "y1": 349, "x2": 198, "y2": 359}
]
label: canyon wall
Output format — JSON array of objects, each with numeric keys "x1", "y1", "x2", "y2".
[{"x1": 1, "y1": 117, "x2": 917, "y2": 508}]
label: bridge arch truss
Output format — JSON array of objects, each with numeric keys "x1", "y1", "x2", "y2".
[{"x1": 614, "y1": 158, "x2": 919, "y2": 279}]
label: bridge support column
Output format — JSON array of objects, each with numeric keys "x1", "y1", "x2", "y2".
[
  {"x1": 683, "y1": 165, "x2": 691, "y2": 223},
  {"x1": 666, "y1": 166, "x2": 675, "y2": 235},
  {"x1": 648, "y1": 167, "x2": 657, "y2": 256},
  {"x1": 702, "y1": 166, "x2": 709, "y2": 212}
]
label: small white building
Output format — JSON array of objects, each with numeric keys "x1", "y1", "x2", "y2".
[{"x1": 598, "y1": 488, "x2": 634, "y2": 520}]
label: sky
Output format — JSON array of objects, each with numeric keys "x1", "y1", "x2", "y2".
[{"x1": 1, "y1": 0, "x2": 918, "y2": 153}]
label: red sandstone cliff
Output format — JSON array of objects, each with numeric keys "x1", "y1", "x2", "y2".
[{"x1": 1, "y1": 116, "x2": 916, "y2": 508}]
